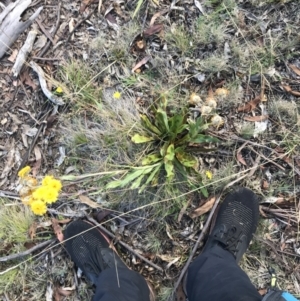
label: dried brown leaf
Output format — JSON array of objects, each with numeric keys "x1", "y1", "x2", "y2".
[
  {"x1": 243, "y1": 115, "x2": 268, "y2": 122},
  {"x1": 28, "y1": 222, "x2": 37, "y2": 240},
  {"x1": 289, "y1": 64, "x2": 300, "y2": 76},
  {"x1": 149, "y1": 9, "x2": 169, "y2": 26},
  {"x1": 79, "y1": 0, "x2": 95, "y2": 13},
  {"x1": 132, "y1": 56, "x2": 151, "y2": 73},
  {"x1": 20, "y1": 69, "x2": 38, "y2": 90},
  {"x1": 7, "y1": 49, "x2": 18, "y2": 62},
  {"x1": 237, "y1": 96, "x2": 261, "y2": 112},
  {"x1": 190, "y1": 197, "x2": 215, "y2": 218},
  {"x1": 79, "y1": 194, "x2": 101, "y2": 209},
  {"x1": 52, "y1": 218, "x2": 64, "y2": 242},
  {"x1": 237, "y1": 151, "x2": 247, "y2": 166},
  {"x1": 143, "y1": 24, "x2": 163, "y2": 37},
  {"x1": 282, "y1": 84, "x2": 300, "y2": 97}
]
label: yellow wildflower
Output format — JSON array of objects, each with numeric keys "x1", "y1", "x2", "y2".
[
  {"x1": 42, "y1": 175, "x2": 54, "y2": 186},
  {"x1": 42, "y1": 176, "x2": 62, "y2": 192},
  {"x1": 18, "y1": 166, "x2": 31, "y2": 178},
  {"x1": 43, "y1": 188, "x2": 59, "y2": 204},
  {"x1": 113, "y1": 91, "x2": 121, "y2": 99},
  {"x1": 205, "y1": 170, "x2": 213, "y2": 180},
  {"x1": 32, "y1": 186, "x2": 48, "y2": 201},
  {"x1": 55, "y1": 86, "x2": 63, "y2": 94},
  {"x1": 30, "y1": 200, "x2": 47, "y2": 215}
]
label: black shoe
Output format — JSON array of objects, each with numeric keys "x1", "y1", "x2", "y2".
[
  {"x1": 64, "y1": 220, "x2": 127, "y2": 285},
  {"x1": 202, "y1": 187, "x2": 259, "y2": 263}
]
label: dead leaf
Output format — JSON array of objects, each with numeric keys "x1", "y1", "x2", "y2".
[
  {"x1": 237, "y1": 151, "x2": 247, "y2": 166},
  {"x1": 261, "y1": 179, "x2": 269, "y2": 190},
  {"x1": 79, "y1": 0, "x2": 96, "y2": 13},
  {"x1": 194, "y1": 0, "x2": 206, "y2": 15},
  {"x1": 149, "y1": 9, "x2": 169, "y2": 26},
  {"x1": 282, "y1": 84, "x2": 300, "y2": 97},
  {"x1": 190, "y1": 196, "x2": 215, "y2": 218},
  {"x1": 289, "y1": 64, "x2": 300, "y2": 76},
  {"x1": 28, "y1": 222, "x2": 37, "y2": 240},
  {"x1": 244, "y1": 115, "x2": 268, "y2": 122},
  {"x1": 79, "y1": 194, "x2": 101, "y2": 208},
  {"x1": 20, "y1": 69, "x2": 38, "y2": 90},
  {"x1": 7, "y1": 49, "x2": 18, "y2": 62},
  {"x1": 31, "y1": 146, "x2": 42, "y2": 177},
  {"x1": 95, "y1": 209, "x2": 111, "y2": 222},
  {"x1": 166, "y1": 223, "x2": 174, "y2": 240},
  {"x1": 132, "y1": 56, "x2": 151, "y2": 73},
  {"x1": 52, "y1": 218, "x2": 64, "y2": 242},
  {"x1": 237, "y1": 96, "x2": 261, "y2": 112},
  {"x1": 0, "y1": 139, "x2": 15, "y2": 179},
  {"x1": 143, "y1": 24, "x2": 163, "y2": 37}
]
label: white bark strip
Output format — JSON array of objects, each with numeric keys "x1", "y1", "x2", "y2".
[
  {"x1": 30, "y1": 61, "x2": 65, "y2": 106},
  {"x1": 0, "y1": 0, "x2": 43, "y2": 59},
  {"x1": 12, "y1": 27, "x2": 38, "y2": 77}
]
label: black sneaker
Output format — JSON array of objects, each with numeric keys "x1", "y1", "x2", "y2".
[
  {"x1": 64, "y1": 220, "x2": 128, "y2": 285},
  {"x1": 202, "y1": 187, "x2": 259, "y2": 263}
]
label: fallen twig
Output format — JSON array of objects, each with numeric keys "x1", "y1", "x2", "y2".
[
  {"x1": 65, "y1": 6, "x2": 97, "y2": 45},
  {"x1": 38, "y1": 2, "x2": 61, "y2": 57},
  {"x1": 86, "y1": 216, "x2": 164, "y2": 273},
  {"x1": 12, "y1": 26, "x2": 37, "y2": 77},
  {"x1": 18, "y1": 119, "x2": 47, "y2": 172},
  {"x1": 0, "y1": 239, "x2": 55, "y2": 262}
]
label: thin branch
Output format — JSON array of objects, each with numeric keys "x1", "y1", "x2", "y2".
[
  {"x1": 65, "y1": 7, "x2": 97, "y2": 45},
  {"x1": 0, "y1": 239, "x2": 55, "y2": 262},
  {"x1": 38, "y1": 2, "x2": 61, "y2": 57},
  {"x1": 86, "y1": 216, "x2": 164, "y2": 273}
]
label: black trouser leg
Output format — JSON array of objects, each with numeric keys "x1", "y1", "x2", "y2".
[
  {"x1": 186, "y1": 245, "x2": 262, "y2": 301},
  {"x1": 92, "y1": 267, "x2": 150, "y2": 301}
]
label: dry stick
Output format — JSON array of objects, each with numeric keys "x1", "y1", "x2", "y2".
[
  {"x1": 38, "y1": 2, "x2": 61, "y2": 57},
  {"x1": 86, "y1": 216, "x2": 164, "y2": 273},
  {"x1": 0, "y1": 239, "x2": 55, "y2": 262},
  {"x1": 169, "y1": 161, "x2": 261, "y2": 301},
  {"x1": 65, "y1": 7, "x2": 97, "y2": 45},
  {"x1": 32, "y1": 57, "x2": 61, "y2": 61},
  {"x1": 18, "y1": 119, "x2": 47, "y2": 172},
  {"x1": 231, "y1": 135, "x2": 300, "y2": 176},
  {"x1": 248, "y1": 146, "x2": 286, "y2": 172}
]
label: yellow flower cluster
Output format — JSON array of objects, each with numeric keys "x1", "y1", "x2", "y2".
[{"x1": 18, "y1": 166, "x2": 62, "y2": 216}]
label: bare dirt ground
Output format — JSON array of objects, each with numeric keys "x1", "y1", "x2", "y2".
[{"x1": 1, "y1": 0, "x2": 300, "y2": 300}]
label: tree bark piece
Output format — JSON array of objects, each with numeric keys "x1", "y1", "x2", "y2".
[
  {"x1": 30, "y1": 61, "x2": 65, "y2": 105},
  {"x1": 0, "y1": 0, "x2": 43, "y2": 59},
  {"x1": 12, "y1": 26, "x2": 38, "y2": 77}
]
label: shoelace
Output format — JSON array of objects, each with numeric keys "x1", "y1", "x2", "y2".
[{"x1": 214, "y1": 226, "x2": 244, "y2": 255}]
